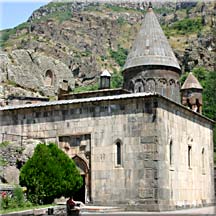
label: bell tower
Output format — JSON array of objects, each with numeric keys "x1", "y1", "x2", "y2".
[{"x1": 181, "y1": 72, "x2": 203, "y2": 114}]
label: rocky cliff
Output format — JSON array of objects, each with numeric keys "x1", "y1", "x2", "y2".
[{"x1": 0, "y1": 0, "x2": 215, "y2": 99}]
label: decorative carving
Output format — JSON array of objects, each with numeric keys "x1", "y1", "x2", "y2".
[{"x1": 146, "y1": 78, "x2": 156, "y2": 92}]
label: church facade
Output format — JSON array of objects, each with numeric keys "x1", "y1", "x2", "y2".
[{"x1": 0, "y1": 6, "x2": 215, "y2": 211}]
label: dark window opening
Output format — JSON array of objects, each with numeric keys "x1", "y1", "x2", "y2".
[
  {"x1": 138, "y1": 86, "x2": 142, "y2": 92},
  {"x1": 187, "y1": 99, "x2": 192, "y2": 109},
  {"x1": 195, "y1": 98, "x2": 200, "y2": 113},
  {"x1": 116, "y1": 142, "x2": 121, "y2": 166},
  {"x1": 188, "y1": 145, "x2": 192, "y2": 168},
  {"x1": 202, "y1": 148, "x2": 205, "y2": 172},
  {"x1": 169, "y1": 140, "x2": 173, "y2": 165}
]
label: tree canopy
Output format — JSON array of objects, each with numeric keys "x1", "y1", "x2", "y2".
[{"x1": 19, "y1": 143, "x2": 83, "y2": 204}]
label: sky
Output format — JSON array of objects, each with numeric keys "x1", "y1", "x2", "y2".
[{"x1": 0, "y1": 0, "x2": 51, "y2": 30}]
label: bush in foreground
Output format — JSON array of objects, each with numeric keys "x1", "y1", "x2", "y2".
[{"x1": 20, "y1": 143, "x2": 83, "y2": 204}]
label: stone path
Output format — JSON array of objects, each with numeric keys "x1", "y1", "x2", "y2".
[{"x1": 81, "y1": 205, "x2": 216, "y2": 215}]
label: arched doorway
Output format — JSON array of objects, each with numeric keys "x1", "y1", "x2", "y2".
[{"x1": 72, "y1": 155, "x2": 90, "y2": 203}]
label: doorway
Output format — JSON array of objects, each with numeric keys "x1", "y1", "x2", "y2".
[
  {"x1": 73, "y1": 175, "x2": 85, "y2": 203},
  {"x1": 72, "y1": 155, "x2": 90, "y2": 204}
]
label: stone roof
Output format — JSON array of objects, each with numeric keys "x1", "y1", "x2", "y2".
[
  {"x1": 101, "y1": 69, "x2": 111, "y2": 77},
  {"x1": 123, "y1": 8, "x2": 181, "y2": 72},
  {"x1": 0, "y1": 92, "x2": 214, "y2": 123},
  {"x1": 181, "y1": 72, "x2": 203, "y2": 90},
  {"x1": 0, "y1": 92, "x2": 155, "y2": 111}
]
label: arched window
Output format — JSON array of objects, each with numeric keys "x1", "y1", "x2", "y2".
[
  {"x1": 134, "y1": 80, "x2": 144, "y2": 93},
  {"x1": 169, "y1": 79, "x2": 175, "y2": 98},
  {"x1": 45, "y1": 70, "x2": 54, "y2": 86},
  {"x1": 129, "y1": 81, "x2": 134, "y2": 93},
  {"x1": 169, "y1": 140, "x2": 173, "y2": 165},
  {"x1": 188, "y1": 145, "x2": 192, "y2": 168},
  {"x1": 196, "y1": 98, "x2": 200, "y2": 113},
  {"x1": 115, "y1": 140, "x2": 122, "y2": 166},
  {"x1": 202, "y1": 148, "x2": 205, "y2": 174}
]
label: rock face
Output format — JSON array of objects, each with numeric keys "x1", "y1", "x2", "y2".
[
  {"x1": 0, "y1": 139, "x2": 41, "y2": 184},
  {"x1": 3, "y1": 166, "x2": 20, "y2": 184},
  {"x1": 0, "y1": 1, "x2": 215, "y2": 97},
  {"x1": 1, "y1": 49, "x2": 75, "y2": 97}
]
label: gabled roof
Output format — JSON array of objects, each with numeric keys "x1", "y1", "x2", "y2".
[
  {"x1": 101, "y1": 69, "x2": 111, "y2": 77},
  {"x1": 181, "y1": 72, "x2": 203, "y2": 90},
  {"x1": 123, "y1": 7, "x2": 181, "y2": 72}
]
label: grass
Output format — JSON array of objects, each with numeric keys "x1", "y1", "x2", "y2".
[
  {"x1": 32, "y1": 9, "x2": 72, "y2": 24},
  {"x1": 153, "y1": 6, "x2": 173, "y2": 15},
  {"x1": 0, "y1": 141, "x2": 10, "y2": 147},
  {"x1": 109, "y1": 45, "x2": 128, "y2": 67},
  {"x1": 0, "y1": 22, "x2": 30, "y2": 47},
  {"x1": 104, "y1": 4, "x2": 143, "y2": 14},
  {"x1": 6, "y1": 80, "x2": 18, "y2": 87},
  {"x1": 72, "y1": 83, "x2": 99, "y2": 93},
  {"x1": 163, "y1": 17, "x2": 204, "y2": 37},
  {"x1": 0, "y1": 204, "x2": 55, "y2": 214},
  {"x1": 45, "y1": 2, "x2": 66, "y2": 9},
  {"x1": 0, "y1": 157, "x2": 8, "y2": 166},
  {"x1": 214, "y1": 152, "x2": 216, "y2": 164}
]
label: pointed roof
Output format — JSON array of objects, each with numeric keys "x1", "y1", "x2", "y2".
[
  {"x1": 101, "y1": 69, "x2": 111, "y2": 77},
  {"x1": 123, "y1": 7, "x2": 181, "y2": 72},
  {"x1": 181, "y1": 72, "x2": 203, "y2": 90}
]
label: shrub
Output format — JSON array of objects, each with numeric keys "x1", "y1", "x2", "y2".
[
  {"x1": 172, "y1": 17, "x2": 203, "y2": 35},
  {"x1": 19, "y1": 143, "x2": 83, "y2": 204},
  {"x1": 13, "y1": 185, "x2": 25, "y2": 208},
  {"x1": 73, "y1": 83, "x2": 99, "y2": 93},
  {"x1": 0, "y1": 28, "x2": 16, "y2": 47},
  {"x1": 111, "y1": 70, "x2": 123, "y2": 88},
  {"x1": 109, "y1": 45, "x2": 128, "y2": 67},
  {"x1": 117, "y1": 17, "x2": 126, "y2": 26},
  {"x1": 1, "y1": 192, "x2": 9, "y2": 209},
  {"x1": 0, "y1": 186, "x2": 27, "y2": 210}
]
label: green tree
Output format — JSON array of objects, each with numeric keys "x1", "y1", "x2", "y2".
[
  {"x1": 109, "y1": 45, "x2": 128, "y2": 67},
  {"x1": 111, "y1": 70, "x2": 123, "y2": 88},
  {"x1": 19, "y1": 143, "x2": 83, "y2": 204},
  {"x1": 202, "y1": 71, "x2": 216, "y2": 121}
]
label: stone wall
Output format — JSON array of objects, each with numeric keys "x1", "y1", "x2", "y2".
[
  {"x1": 156, "y1": 97, "x2": 215, "y2": 210},
  {"x1": 0, "y1": 94, "x2": 214, "y2": 210}
]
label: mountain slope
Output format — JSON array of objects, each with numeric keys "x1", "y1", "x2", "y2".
[{"x1": 0, "y1": 1, "x2": 215, "y2": 98}]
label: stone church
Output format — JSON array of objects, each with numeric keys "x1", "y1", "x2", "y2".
[{"x1": 0, "y1": 6, "x2": 215, "y2": 211}]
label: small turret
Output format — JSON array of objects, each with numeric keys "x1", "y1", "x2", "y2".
[
  {"x1": 99, "y1": 69, "x2": 111, "y2": 90},
  {"x1": 181, "y1": 72, "x2": 203, "y2": 114}
]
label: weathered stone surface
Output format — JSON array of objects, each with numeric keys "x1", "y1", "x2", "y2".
[
  {"x1": 0, "y1": 94, "x2": 214, "y2": 210},
  {"x1": 22, "y1": 139, "x2": 41, "y2": 160},
  {"x1": 1, "y1": 49, "x2": 75, "y2": 96},
  {"x1": 3, "y1": 166, "x2": 20, "y2": 184},
  {"x1": 1, "y1": 1, "x2": 214, "y2": 100}
]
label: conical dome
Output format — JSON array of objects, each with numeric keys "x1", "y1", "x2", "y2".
[
  {"x1": 181, "y1": 72, "x2": 203, "y2": 90},
  {"x1": 123, "y1": 8, "x2": 181, "y2": 72}
]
